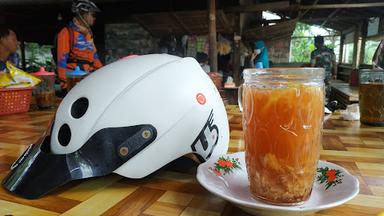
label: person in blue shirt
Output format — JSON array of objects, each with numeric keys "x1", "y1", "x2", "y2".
[
  {"x1": 0, "y1": 25, "x2": 18, "y2": 72},
  {"x1": 8, "y1": 52, "x2": 20, "y2": 68},
  {"x1": 250, "y1": 40, "x2": 270, "y2": 68}
]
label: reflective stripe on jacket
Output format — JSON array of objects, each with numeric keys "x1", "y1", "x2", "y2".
[{"x1": 57, "y1": 21, "x2": 103, "y2": 88}]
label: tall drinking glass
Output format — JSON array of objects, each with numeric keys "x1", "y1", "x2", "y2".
[
  {"x1": 31, "y1": 67, "x2": 56, "y2": 108},
  {"x1": 239, "y1": 68, "x2": 324, "y2": 205},
  {"x1": 66, "y1": 66, "x2": 89, "y2": 91},
  {"x1": 359, "y1": 70, "x2": 384, "y2": 126}
]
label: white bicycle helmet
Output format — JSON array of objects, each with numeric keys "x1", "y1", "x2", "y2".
[
  {"x1": 3, "y1": 54, "x2": 229, "y2": 199},
  {"x1": 72, "y1": 0, "x2": 101, "y2": 14}
]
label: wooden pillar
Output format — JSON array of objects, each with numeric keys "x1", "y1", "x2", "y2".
[
  {"x1": 208, "y1": 0, "x2": 218, "y2": 72},
  {"x1": 20, "y1": 39, "x2": 26, "y2": 71},
  {"x1": 338, "y1": 34, "x2": 344, "y2": 64},
  {"x1": 352, "y1": 23, "x2": 363, "y2": 69},
  {"x1": 233, "y1": 14, "x2": 241, "y2": 86},
  {"x1": 94, "y1": 23, "x2": 105, "y2": 63},
  {"x1": 379, "y1": 16, "x2": 384, "y2": 35},
  {"x1": 0, "y1": 7, "x2": 4, "y2": 24},
  {"x1": 233, "y1": 35, "x2": 241, "y2": 85},
  {"x1": 359, "y1": 20, "x2": 368, "y2": 65}
]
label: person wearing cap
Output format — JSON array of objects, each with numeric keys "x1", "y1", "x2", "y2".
[
  {"x1": 56, "y1": 0, "x2": 103, "y2": 90},
  {"x1": 250, "y1": 40, "x2": 270, "y2": 68},
  {"x1": 310, "y1": 36, "x2": 337, "y2": 98}
]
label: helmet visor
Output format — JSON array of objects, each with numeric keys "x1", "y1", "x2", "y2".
[{"x1": 3, "y1": 124, "x2": 157, "y2": 199}]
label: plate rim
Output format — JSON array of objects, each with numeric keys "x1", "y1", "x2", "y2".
[{"x1": 196, "y1": 151, "x2": 360, "y2": 213}]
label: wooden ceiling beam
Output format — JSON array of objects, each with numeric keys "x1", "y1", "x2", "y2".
[
  {"x1": 243, "y1": 12, "x2": 372, "y2": 29},
  {"x1": 171, "y1": 13, "x2": 192, "y2": 35},
  {"x1": 297, "y1": 0, "x2": 319, "y2": 20},
  {"x1": 225, "y1": 1, "x2": 384, "y2": 13},
  {"x1": 225, "y1": 1, "x2": 290, "y2": 13},
  {"x1": 252, "y1": 18, "x2": 288, "y2": 25},
  {"x1": 131, "y1": 16, "x2": 156, "y2": 36},
  {"x1": 301, "y1": 16, "x2": 365, "y2": 23},
  {"x1": 301, "y1": 2, "x2": 384, "y2": 10},
  {"x1": 321, "y1": 0, "x2": 352, "y2": 27},
  {"x1": 217, "y1": 11, "x2": 233, "y2": 33}
]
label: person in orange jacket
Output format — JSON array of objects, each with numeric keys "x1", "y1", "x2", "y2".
[{"x1": 57, "y1": 0, "x2": 103, "y2": 90}]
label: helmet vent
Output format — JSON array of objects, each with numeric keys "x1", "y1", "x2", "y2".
[
  {"x1": 58, "y1": 124, "x2": 71, "y2": 146},
  {"x1": 71, "y1": 97, "x2": 89, "y2": 119}
]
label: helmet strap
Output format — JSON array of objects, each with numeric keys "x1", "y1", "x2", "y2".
[{"x1": 76, "y1": 12, "x2": 93, "y2": 37}]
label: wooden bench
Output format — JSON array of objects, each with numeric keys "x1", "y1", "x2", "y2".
[{"x1": 329, "y1": 80, "x2": 359, "y2": 108}]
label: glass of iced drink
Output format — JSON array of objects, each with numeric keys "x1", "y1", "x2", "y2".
[
  {"x1": 239, "y1": 68, "x2": 324, "y2": 205},
  {"x1": 66, "y1": 66, "x2": 89, "y2": 92},
  {"x1": 359, "y1": 70, "x2": 384, "y2": 126},
  {"x1": 31, "y1": 67, "x2": 56, "y2": 108}
]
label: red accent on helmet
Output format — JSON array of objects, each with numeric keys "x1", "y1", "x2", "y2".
[{"x1": 196, "y1": 93, "x2": 206, "y2": 105}]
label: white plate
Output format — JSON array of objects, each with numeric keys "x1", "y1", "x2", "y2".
[{"x1": 196, "y1": 152, "x2": 359, "y2": 216}]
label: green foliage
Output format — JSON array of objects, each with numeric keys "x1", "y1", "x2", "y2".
[
  {"x1": 290, "y1": 22, "x2": 339, "y2": 63},
  {"x1": 291, "y1": 23, "x2": 314, "y2": 62},
  {"x1": 364, "y1": 40, "x2": 380, "y2": 64},
  {"x1": 292, "y1": 22, "x2": 312, "y2": 37},
  {"x1": 25, "y1": 42, "x2": 54, "y2": 72},
  {"x1": 290, "y1": 38, "x2": 313, "y2": 63}
]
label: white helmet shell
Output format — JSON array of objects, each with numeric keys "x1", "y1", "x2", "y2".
[
  {"x1": 72, "y1": 0, "x2": 101, "y2": 13},
  {"x1": 3, "y1": 54, "x2": 229, "y2": 198}
]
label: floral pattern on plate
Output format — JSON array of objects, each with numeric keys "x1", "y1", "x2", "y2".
[
  {"x1": 209, "y1": 156, "x2": 242, "y2": 176},
  {"x1": 197, "y1": 151, "x2": 359, "y2": 216},
  {"x1": 317, "y1": 167, "x2": 344, "y2": 190}
]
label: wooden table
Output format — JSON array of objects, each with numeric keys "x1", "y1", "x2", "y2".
[
  {"x1": 0, "y1": 105, "x2": 383, "y2": 216},
  {"x1": 330, "y1": 81, "x2": 359, "y2": 108}
]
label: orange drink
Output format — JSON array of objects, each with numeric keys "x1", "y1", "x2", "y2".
[
  {"x1": 241, "y1": 68, "x2": 324, "y2": 205},
  {"x1": 359, "y1": 71, "x2": 384, "y2": 126}
]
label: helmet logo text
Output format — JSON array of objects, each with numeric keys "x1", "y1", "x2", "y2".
[{"x1": 191, "y1": 110, "x2": 219, "y2": 160}]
